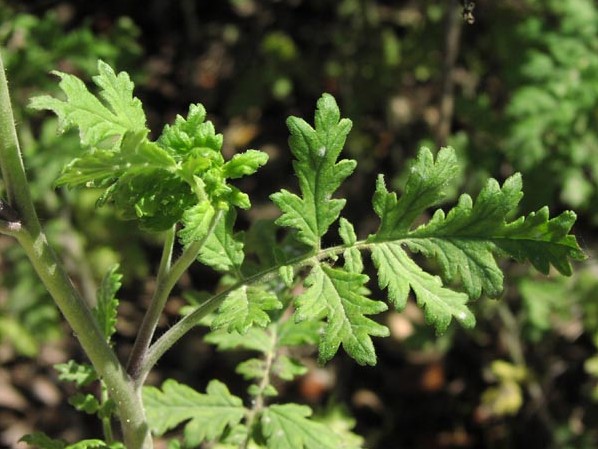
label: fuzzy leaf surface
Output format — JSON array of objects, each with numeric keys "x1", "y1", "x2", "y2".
[
  {"x1": 178, "y1": 201, "x2": 217, "y2": 248},
  {"x1": 31, "y1": 62, "x2": 267, "y2": 231},
  {"x1": 205, "y1": 327, "x2": 273, "y2": 353},
  {"x1": 54, "y1": 361, "x2": 97, "y2": 388},
  {"x1": 143, "y1": 379, "x2": 245, "y2": 448},
  {"x1": 93, "y1": 264, "x2": 121, "y2": 342},
  {"x1": 261, "y1": 404, "x2": 342, "y2": 449},
  {"x1": 270, "y1": 93, "x2": 355, "y2": 248},
  {"x1": 212, "y1": 286, "x2": 282, "y2": 333},
  {"x1": 368, "y1": 147, "x2": 584, "y2": 333},
  {"x1": 198, "y1": 208, "x2": 245, "y2": 273},
  {"x1": 295, "y1": 264, "x2": 388, "y2": 365},
  {"x1": 29, "y1": 60, "x2": 146, "y2": 148},
  {"x1": 371, "y1": 242, "x2": 475, "y2": 332}
]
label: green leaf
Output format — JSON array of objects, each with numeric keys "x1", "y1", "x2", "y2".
[
  {"x1": 371, "y1": 147, "x2": 458, "y2": 240},
  {"x1": 66, "y1": 441, "x2": 124, "y2": 449},
  {"x1": 295, "y1": 264, "x2": 389, "y2": 365},
  {"x1": 93, "y1": 264, "x2": 121, "y2": 342},
  {"x1": 236, "y1": 357, "x2": 266, "y2": 380},
  {"x1": 31, "y1": 63, "x2": 266, "y2": 232},
  {"x1": 20, "y1": 432, "x2": 66, "y2": 449},
  {"x1": 198, "y1": 208, "x2": 245, "y2": 273},
  {"x1": 272, "y1": 355, "x2": 308, "y2": 381},
  {"x1": 338, "y1": 217, "x2": 357, "y2": 246},
  {"x1": 270, "y1": 93, "x2": 356, "y2": 249},
  {"x1": 276, "y1": 319, "x2": 321, "y2": 347},
  {"x1": 55, "y1": 135, "x2": 176, "y2": 188},
  {"x1": 212, "y1": 286, "x2": 282, "y2": 333},
  {"x1": 54, "y1": 360, "x2": 97, "y2": 388},
  {"x1": 178, "y1": 200, "x2": 217, "y2": 248},
  {"x1": 261, "y1": 404, "x2": 342, "y2": 449},
  {"x1": 366, "y1": 147, "x2": 584, "y2": 334},
  {"x1": 372, "y1": 242, "x2": 475, "y2": 333},
  {"x1": 223, "y1": 150, "x2": 269, "y2": 179},
  {"x1": 29, "y1": 60, "x2": 146, "y2": 148},
  {"x1": 68, "y1": 393, "x2": 100, "y2": 414},
  {"x1": 19, "y1": 435, "x2": 123, "y2": 449},
  {"x1": 205, "y1": 327, "x2": 273, "y2": 353},
  {"x1": 143, "y1": 379, "x2": 245, "y2": 448},
  {"x1": 495, "y1": 208, "x2": 584, "y2": 275},
  {"x1": 158, "y1": 103, "x2": 220, "y2": 157}
]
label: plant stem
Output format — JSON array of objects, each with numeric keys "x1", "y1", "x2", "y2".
[
  {"x1": 242, "y1": 326, "x2": 278, "y2": 449},
  {"x1": 100, "y1": 382, "x2": 115, "y2": 444},
  {"x1": 140, "y1": 243, "x2": 353, "y2": 381},
  {"x1": 127, "y1": 212, "x2": 222, "y2": 384},
  {"x1": 0, "y1": 54, "x2": 152, "y2": 449}
]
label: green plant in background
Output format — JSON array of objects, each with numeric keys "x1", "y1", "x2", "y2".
[
  {"x1": 0, "y1": 4, "x2": 143, "y2": 356},
  {"x1": 505, "y1": 0, "x2": 598, "y2": 216},
  {"x1": 0, "y1": 54, "x2": 584, "y2": 448}
]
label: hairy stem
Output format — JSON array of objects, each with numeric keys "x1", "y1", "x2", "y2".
[
  {"x1": 242, "y1": 326, "x2": 278, "y2": 449},
  {"x1": 140, "y1": 243, "x2": 355, "y2": 380},
  {"x1": 127, "y1": 212, "x2": 222, "y2": 384},
  {"x1": 0, "y1": 54, "x2": 151, "y2": 449},
  {"x1": 100, "y1": 382, "x2": 115, "y2": 444}
]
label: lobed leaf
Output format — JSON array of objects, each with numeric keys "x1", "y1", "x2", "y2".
[
  {"x1": 143, "y1": 379, "x2": 245, "y2": 448},
  {"x1": 178, "y1": 201, "x2": 217, "y2": 248},
  {"x1": 371, "y1": 147, "x2": 458, "y2": 240},
  {"x1": 261, "y1": 404, "x2": 342, "y2": 449},
  {"x1": 366, "y1": 147, "x2": 584, "y2": 333},
  {"x1": 295, "y1": 264, "x2": 389, "y2": 365},
  {"x1": 198, "y1": 208, "x2": 245, "y2": 273},
  {"x1": 54, "y1": 360, "x2": 97, "y2": 388},
  {"x1": 270, "y1": 94, "x2": 356, "y2": 249},
  {"x1": 371, "y1": 242, "x2": 475, "y2": 333},
  {"x1": 205, "y1": 327, "x2": 273, "y2": 353},
  {"x1": 29, "y1": 60, "x2": 146, "y2": 148},
  {"x1": 31, "y1": 62, "x2": 267, "y2": 233},
  {"x1": 93, "y1": 264, "x2": 121, "y2": 342},
  {"x1": 212, "y1": 286, "x2": 282, "y2": 333}
]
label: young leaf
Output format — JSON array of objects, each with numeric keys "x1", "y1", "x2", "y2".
[
  {"x1": 143, "y1": 379, "x2": 245, "y2": 448},
  {"x1": 261, "y1": 404, "x2": 342, "y2": 449},
  {"x1": 270, "y1": 93, "x2": 356, "y2": 249},
  {"x1": 211, "y1": 285, "x2": 282, "y2": 333},
  {"x1": 54, "y1": 360, "x2": 97, "y2": 388},
  {"x1": 276, "y1": 319, "x2": 321, "y2": 347},
  {"x1": 31, "y1": 63, "x2": 267, "y2": 232},
  {"x1": 20, "y1": 434, "x2": 124, "y2": 449},
  {"x1": 68, "y1": 393, "x2": 100, "y2": 414},
  {"x1": 65, "y1": 441, "x2": 124, "y2": 449},
  {"x1": 29, "y1": 60, "x2": 146, "y2": 148},
  {"x1": 178, "y1": 200, "x2": 217, "y2": 248},
  {"x1": 272, "y1": 355, "x2": 308, "y2": 381},
  {"x1": 198, "y1": 208, "x2": 245, "y2": 274},
  {"x1": 93, "y1": 264, "x2": 121, "y2": 342},
  {"x1": 295, "y1": 264, "x2": 389, "y2": 365},
  {"x1": 20, "y1": 432, "x2": 66, "y2": 449},
  {"x1": 205, "y1": 327, "x2": 273, "y2": 353}
]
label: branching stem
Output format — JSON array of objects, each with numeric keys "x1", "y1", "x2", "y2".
[
  {"x1": 127, "y1": 212, "x2": 222, "y2": 384},
  {"x1": 140, "y1": 241, "x2": 366, "y2": 380},
  {"x1": 0, "y1": 54, "x2": 151, "y2": 449}
]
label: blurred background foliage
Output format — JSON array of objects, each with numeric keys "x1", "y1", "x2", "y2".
[{"x1": 1, "y1": 0, "x2": 598, "y2": 448}]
